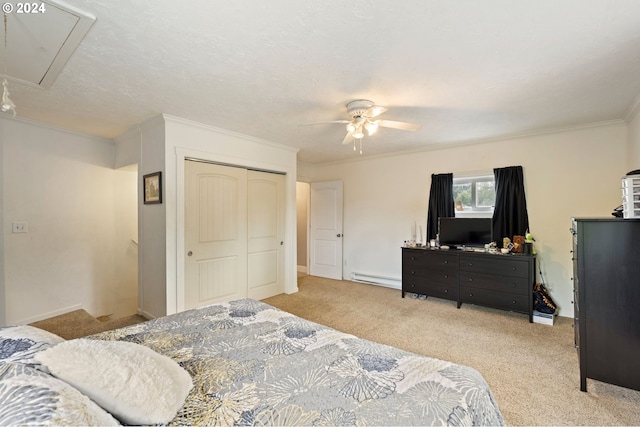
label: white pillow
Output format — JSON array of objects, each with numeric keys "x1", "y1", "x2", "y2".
[
  {"x1": 0, "y1": 325, "x2": 65, "y2": 372},
  {"x1": 35, "y1": 339, "x2": 193, "y2": 425},
  {"x1": 0, "y1": 362, "x2": 120, "y2": 426}
]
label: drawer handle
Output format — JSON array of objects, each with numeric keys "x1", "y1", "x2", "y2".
[
  {"x1": 444, "y1": 274, "x2": 448, "y2": 279},
  {"x1": 512, "y1": 283, "x2": 517, "y2": 287},
  {"x1": 512, "y1": 300, "x2": 517, "y2": 304},
  {"x1": 444, "y1": 260, "x2": 448, "y2": 264},
  {"x1": 444, "y1": 289, "x2": 448, "y2": 293},
  {"x1": 411, "y1": 271, "x2": 416, "y2": 275},
  {"x1": 469, "y1": 293, "x2": 473, "y2": 297},
  {"x1": 512, "y1": 267, "x2": 516, "y2": 271},
  {"x1": 468, "y1": 278, "x2": 473, "y2": 282},
  {"x1": 411, "y1": 257, "x2": 416, "y2": 261},
  {"x1": 411, "y1": 284, "x2": 415, "y2": 288},
  {"x1": 468, "y1": 263, "x2": 473, "y2": 266}
]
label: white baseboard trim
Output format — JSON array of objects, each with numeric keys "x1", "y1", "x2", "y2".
[
  {"x1": 16, "y1": 304, "x2": 83, "y2": 325},
  {"x1": 137, "y1": 308, "x2": 155, "y2": 320},
  {"x1": 350, "y1": 272, "x2": 402, "y2": 290},
  {"x1": 297, "y1": 265, "x2": 308, "y2": 273}
]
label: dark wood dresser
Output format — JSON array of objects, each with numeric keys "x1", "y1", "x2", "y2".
[
  {"x1": 571, "y1": 218, "x2": 640, "y2": 392},
  {"x1": 402, "y1": 247, "x2": 536, "y2": 321}
]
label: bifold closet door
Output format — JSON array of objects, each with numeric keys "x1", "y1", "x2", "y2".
[
  {"x1": 184, "y1": 160, "x2": 248, "y2": 308},
  {"x1": 184, "y1": 160, "x2": 285, "y2": 309},
  {"x1": 247, "y1": 170, "x2": 285, "y2": 300}
]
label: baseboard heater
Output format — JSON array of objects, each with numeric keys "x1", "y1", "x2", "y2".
[{"x1": 351, "y1": 272, "x2": 401, "y2": 289}]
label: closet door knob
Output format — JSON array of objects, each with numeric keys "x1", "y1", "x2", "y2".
[{"x1": 187, "y1": 251, "x2": 193, "y2": 257}]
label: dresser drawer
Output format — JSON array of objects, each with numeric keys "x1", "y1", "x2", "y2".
[
  {"x1": 425, "y1": 282, "x2": 458, "y2": 301},
  {"x1": 403, "y1": 280, "x2": 430, "y2": 295},
  {"x1": 403, "y1": 264, "x2": 457, "y2": 282},
  {"x1": 459, "y1": 271, "x2": 529, "y2": 295},
  {"x1": 459, "y1": 255, "x2": 530, "y2": 278},
  {"x1": 402, "y1": 249, "x2": 429, "y2": 266},
  {"x1": 427, "y1": 268, "x2": 458, "y2": 287},
  {"x1": 423, "y1": 253, "x2": 458, "y2": 270},
  {"x1": 404, "y1": 280, "x2": 458, "y2": 301},
  {"x1": 460, "y1": 286, "x2": 529, "y2": 313},
  {"x1": 403, "y1": 250, "x2": 457, "y2": 269},
  {"x1": 402, "y1": 264, "x2": 431, "y2": 279}
]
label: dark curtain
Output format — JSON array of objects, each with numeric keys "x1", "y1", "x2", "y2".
[
  {"x1": 427, "y1": 173, "x2": 454, "y2": 240},
  {"x1": 492, "y1": 166, "x2": 529, "y2": 242}
]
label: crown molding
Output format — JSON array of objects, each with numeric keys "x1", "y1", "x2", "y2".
[{"x1": 624, "y1": 92, "x2": 640, "y2": 123}]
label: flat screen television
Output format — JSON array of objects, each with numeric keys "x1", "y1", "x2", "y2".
[{"x1": 438, "y1": 217, "x2": 492, "y2": 248}]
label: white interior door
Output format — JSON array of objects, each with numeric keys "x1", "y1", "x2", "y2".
[
  {"x1": 309, "y1": 180, "x2": 343, "y2": 279},
  {"x1": 184, "y1": 160, "x2": 247, "y2": 308},
  {"x1": 247, "y1": 171, "x2": 285, "y2": 299}
]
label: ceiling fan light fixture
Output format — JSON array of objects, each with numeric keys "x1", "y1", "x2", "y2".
[
  {"x1": 1, "y1": 79, "x2": 15, "y2": 117},
  {"x1": 304, "y1": 99, "x2": 419, "y2": 156},
  {"x1": 2, "y1": 13, "x2": 16, "y2": 117},
  {"x1": 364, "y1": 120, "x2": 378, "y2": 135},
  {"x1": 352, "y1": 125, "x2": 364, "y2": 139}
]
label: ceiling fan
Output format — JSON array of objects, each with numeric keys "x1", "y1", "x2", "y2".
[{"x1": 306, "y1": 99, "x2": 421, "y2": 154}]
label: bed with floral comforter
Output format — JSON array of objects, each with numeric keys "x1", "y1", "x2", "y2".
[{"x1": 86, "y1": 298, "x2": 504, "y2": 426}]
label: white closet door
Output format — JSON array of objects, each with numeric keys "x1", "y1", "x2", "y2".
[
  {"x1": 247, "y1": 170, "x2": 285, "y2": 299},
  {"x1": 184, "y1": 160, "x2": 247, "y2": 309}
]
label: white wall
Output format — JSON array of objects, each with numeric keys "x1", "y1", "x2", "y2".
[
  {"x1": 307, "y1": 122, "x2": 627, "y2": 318},
  {"x1": 113, "y1": 166, "x2": 139, "y2": 319},
  {"x1": 1, "y1": 117, "x2": 139, "y2": 325},
  {"x1": 138, "y1": 117, "x2": 167, "y2": 319},
  {"x1": 628, "y1": 103, "x2": 640, "y2": 170},
  {"x1": 131, "y1": 114, "x2": 299, "y2": 319},
  {"x1": 0, "y1": 119, "x2": 5, "y2": 325}
]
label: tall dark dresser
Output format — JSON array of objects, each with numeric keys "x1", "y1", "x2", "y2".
[{"x1": 571, "y1": 218, "x2": 640, "y2": 392}]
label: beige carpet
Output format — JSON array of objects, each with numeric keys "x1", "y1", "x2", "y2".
[
  {"x1": 263, "y1": 275, "x2": 640, "y2": 426},
  {"x1": 30, "y1": 310, "x2": 146, "y2": 340}
]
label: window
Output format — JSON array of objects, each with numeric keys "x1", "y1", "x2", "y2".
[{"x1": 453, "y1": 173, "x2": 495, "y2": 216}]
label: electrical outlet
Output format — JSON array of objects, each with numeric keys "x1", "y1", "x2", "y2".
[{"x1": 12, "y1": 222, "x2": 28, "y2": 233}]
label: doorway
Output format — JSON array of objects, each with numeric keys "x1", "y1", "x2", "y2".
[{"x1": 113, "y1": 164, "x2": 139, "y2": 319}]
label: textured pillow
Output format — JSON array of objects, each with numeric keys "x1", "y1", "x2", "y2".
[
  {"x1": 0, "y1": 325, "x2": 65, "y2": 372},
  {"x1": 0, "y1": 362, "x2": 120, "y2": 426},
  {"x1": 35, "y1": 339, "x2": 193, "y2": 425}
]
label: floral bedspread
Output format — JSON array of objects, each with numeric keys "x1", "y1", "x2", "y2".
[{"x1": 91, "y1": 299, "x2": 504, "y2": 426}]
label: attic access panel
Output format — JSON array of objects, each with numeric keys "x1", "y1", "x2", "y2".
[{"x1": 1, "y1": 0, "x2": 95, "y2": 88}]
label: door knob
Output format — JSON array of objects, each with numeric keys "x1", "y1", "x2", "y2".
[
  {"x1": 280, "y1": 241, "x2": 284, "y2": 245},
  {"x1": 337, "y1": 234, "x2": 342, "y2": 237},
  {"x1": 187, "y1": 251, "x2": 193, "y2": 257}
]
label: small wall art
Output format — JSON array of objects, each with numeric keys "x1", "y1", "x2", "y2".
[{"x1": 143, "y1": 171, "x2": 162, "y2": 204}]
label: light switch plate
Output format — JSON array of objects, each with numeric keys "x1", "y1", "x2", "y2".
[{"x1": 12, "y1": 222, "x2": 28, "y2": 233}]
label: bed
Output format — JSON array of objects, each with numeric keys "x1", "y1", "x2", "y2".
[{"x1": 1, "y1": 299, "x2": 504, "y2": 426}]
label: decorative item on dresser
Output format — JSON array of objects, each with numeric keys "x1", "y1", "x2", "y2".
[
  {"x1": 402, "y1": 247, "x2": 536, "y2": 322},
  {"x1": 570, "y1": 218, "x2": 640, "y2": 392}
]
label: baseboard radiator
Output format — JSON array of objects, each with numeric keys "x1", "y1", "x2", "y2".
[{"x1": 351, "y1": 272, "x2": 401, "y2": 289}]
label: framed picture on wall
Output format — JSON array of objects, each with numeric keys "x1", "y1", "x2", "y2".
[{"x1": 143, "y1": 171, "x2": 162, "y2": 204}]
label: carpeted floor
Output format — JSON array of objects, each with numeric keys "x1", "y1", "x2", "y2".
[
  {"x1": 263, "y1": 275, "x2": 640, "y2": 426},
  {"x1": 30, "y1": 310, "x2": 146, "y2": 340}
]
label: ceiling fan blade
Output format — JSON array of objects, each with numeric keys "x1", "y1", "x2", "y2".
[
  {"x1": 342, "y1": 132, "x2": 354, "y2": 145},
  {"x1": 364, "y1": 105, "x2": 387, "y2": 118},
  {"x1": 377, "y1": 119, "x2": 421, "y2": 131},
  {"x1": 299, "y1": 120, "x2": 350, "y2": 127}
]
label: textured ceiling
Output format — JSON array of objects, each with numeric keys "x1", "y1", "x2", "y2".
[{"x1": 2, "y1": 0, "x2": 640, "y2": 164}]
